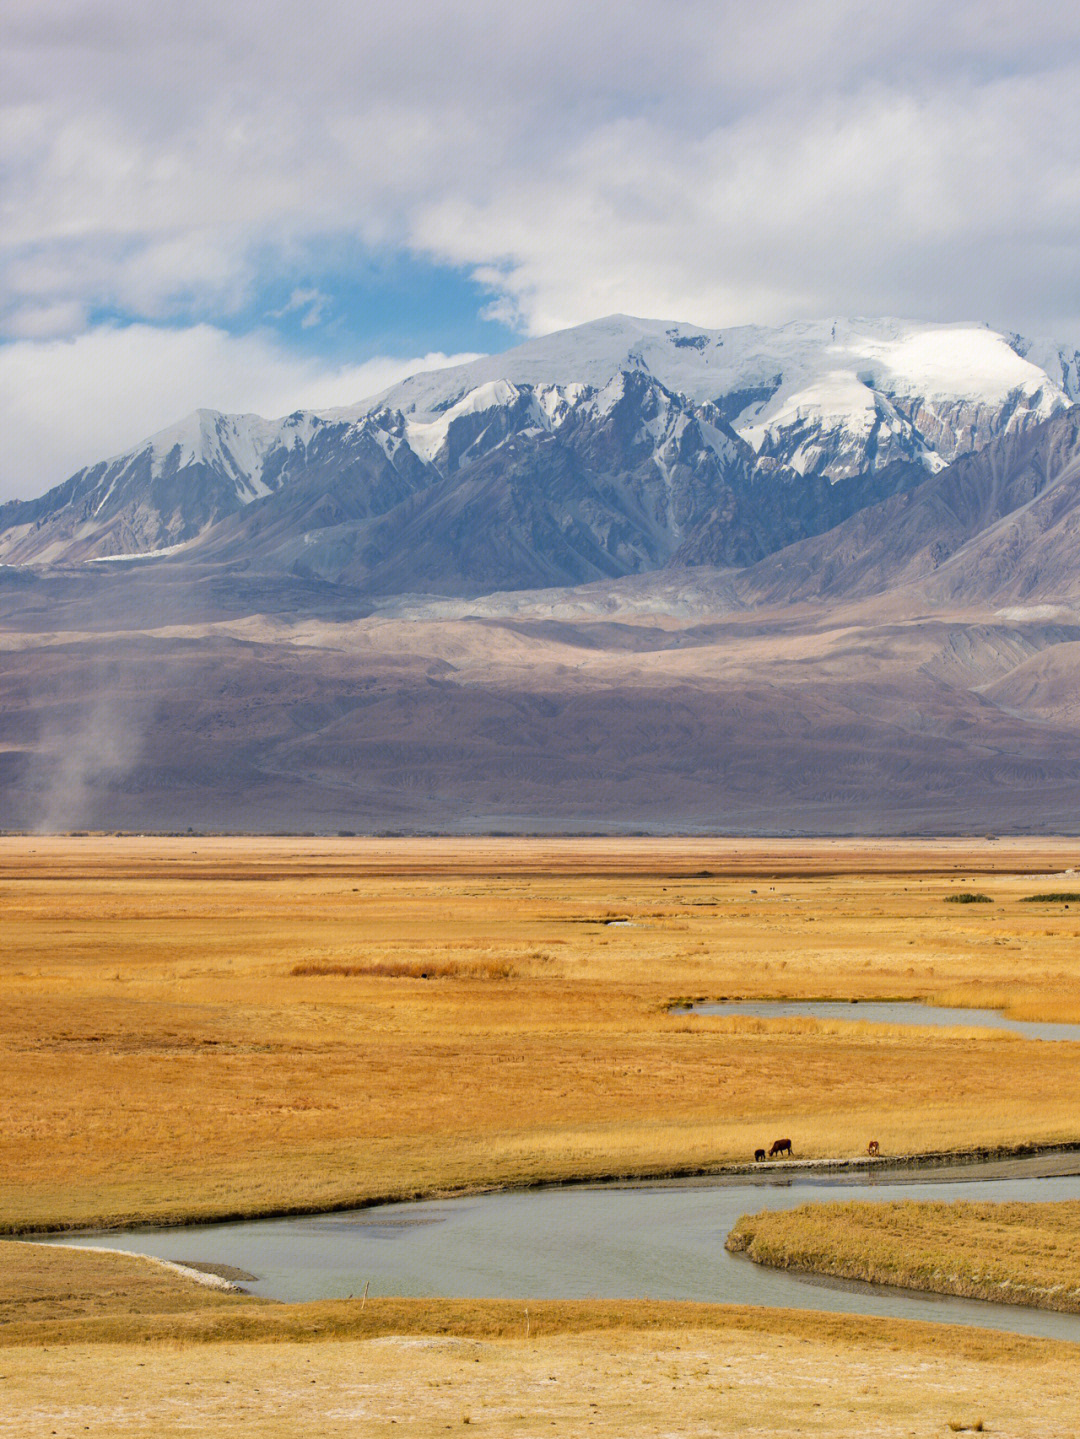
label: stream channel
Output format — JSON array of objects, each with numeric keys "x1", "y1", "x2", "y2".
[
  {"x1": 38, "y1": 1000, "x2": 1080, "y2": 1343},
  {"x1": 678, "y1": 998, "x2": 1080, "y2": 1043}
]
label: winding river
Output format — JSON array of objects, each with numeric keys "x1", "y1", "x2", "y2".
[
  {"x1": 42, "y1": 1152, "x2": 1080, "y2": 1342},
  {"x1": 36, "y1": 1001, "x2": 1080, "y2": 1341}
]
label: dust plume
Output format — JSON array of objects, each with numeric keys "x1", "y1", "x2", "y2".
[{"x1": 32, "y1": 664, "x2": 146, "y2": 833}]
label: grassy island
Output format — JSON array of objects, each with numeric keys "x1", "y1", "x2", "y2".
[{"x1": 727, "y1": 1198, "x2": 1080, "y2": 1312}]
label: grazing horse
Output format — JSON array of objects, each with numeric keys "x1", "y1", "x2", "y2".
[
  {"x1": 754, "y1": 1148, "x2": 766, "y2": 1162},
  {"x1": 867, "y1": 1139, "x2": 880, "y2": 1157},
  {"x1": 768, "y1": 1137, "x2": 792, "y2": 1158}
]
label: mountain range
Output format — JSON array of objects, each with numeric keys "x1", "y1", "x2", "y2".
[
  {"x1": 3, "y1": 314, "x2": 1080, "y2": 834},
  {"x1": 3, "y1": 315, "x2": 1077, "y2": 584}
]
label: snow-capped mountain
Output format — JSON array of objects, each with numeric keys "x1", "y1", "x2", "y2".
[
  {"x1": 354, "y1": 314, "x2": 1078, "y2": 480},
  {"x1": 0, "y1": 409, "x2": 323, "y2": 565},
  {"x1": 193, "y1": 370, "x2": 765, "y2": 590},
  {"x1": 0, "y1": 314, "x2": 1076, "y2": 585}
]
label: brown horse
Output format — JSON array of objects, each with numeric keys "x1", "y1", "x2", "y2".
[
  {"x1": 768, "y1": 1138, "x2": 792, "y2": 1158},
  {"x1": 867, "y1": 1139, "x2": 880, "y2": 1157},
  {"x1": 754, "y1": 1148, "x2": 766, "y2": 1162}
]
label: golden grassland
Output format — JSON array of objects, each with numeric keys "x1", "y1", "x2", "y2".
[
  {"x1": 0, "y1": 1240, "x2": 252, "y2": 1327},
  {"x1": 727, "y1": 1199, "x2": 1080, "y2": 1313},
  {"x1": 4, "y1": 835, "x2": 1080, "y2": 1232},
  {"x1": 4, "y1": 1321, "x2": 1077, "y2": 1439},
  {"x1": 2, "y1": 1246, "x2": 1078, "y2": 1438}
]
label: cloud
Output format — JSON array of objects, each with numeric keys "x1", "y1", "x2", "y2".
[
  {"x1": 6, "y1": 3, "x2": 1080, "y2": 325},
  {"x1": 0, "y1": 324, "x2": 480, "y2": 502},
  {"x1": 415, "y1": 66, "x2": 1080, "y2": 339},
  {"x1": 269, "y1": 288, "x2": 330, "y2": 329},
  {"x1": 3, "y1": 298, "x2": 87, "y2": 339},
  {"x1": 3, "y1": 1, "x2": 1080, "y2": 498}
]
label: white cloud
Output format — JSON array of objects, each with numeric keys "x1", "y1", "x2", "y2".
[
  {"x1": 5, "y1": 2, "x2": 1080, "y2": 333},
  {"x1": 0, "y1": 324, "x2": 480, "y2": 502},
  {"x1": 270, "y1": 288, "x2": 330, "y2": 329},
  {"x1": 3, "y1": 1, "x2": 1080, "y2": 499},
  {"x1": 4, "y1": 298, "x2": 87, "y2": 339},
  {"x1": 414, "y1": 70, "x2": 1080, "y2": 338}
]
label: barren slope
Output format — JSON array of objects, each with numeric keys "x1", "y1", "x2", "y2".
[{"x1": 3, "y1": 556, "x2": 1080, "y2": 831}]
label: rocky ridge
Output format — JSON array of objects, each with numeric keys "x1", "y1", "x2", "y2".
[{"x1": 2, "y1": 315, "x2": 1075, "y2": 592}]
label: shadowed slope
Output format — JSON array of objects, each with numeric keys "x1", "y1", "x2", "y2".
[{"x1": 741, "y1": 408, "x2": 1080, "y2": 606}]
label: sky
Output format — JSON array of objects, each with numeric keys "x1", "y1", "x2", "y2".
[{"x1": 3, "y1": 0, "x2": 1080, "y2": 501}]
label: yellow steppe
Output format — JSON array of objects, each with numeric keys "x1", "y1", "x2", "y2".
[
  {"x1": 0, "y1": 1240, "x2": 251, "y2": 1327},
  {"x1": 4, "y1": 835, "x2": 1080, "y2": 1231},
  {"x1": 1, "y1": 1246, "x2": 1078, "y2": 1438},
  {"x1": 7, "y1": 1325, "x2": 1079, "y2": 1438},
  {"x1": 728, "y1": 1198, "x2": 1080, "y2": 1312}
]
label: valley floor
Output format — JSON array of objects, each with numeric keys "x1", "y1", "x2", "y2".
[
  {"x1": 6, "y1": 837, "x2": 1080, "y2": 1434},
  {"x1": 3, "y1": 836, "x2": 1080, "y2": 1232}
]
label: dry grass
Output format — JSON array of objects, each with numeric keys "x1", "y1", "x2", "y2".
[
  {"x1": 4, "y1": 835, "x2": 1080, "y2": 1232},
  {"x1": 0, "y1": 1240, "x2": 255, "y2": 1326},
  {"x1": 727, "y1": 1199, "x2": 1080, "y2": 1312},
  {"x1": 8, "y1": 832, "x2": 1079, "y2": 878},
  {"x1": 291, "y1": 958, "x2": 518, "y2": 980},
  {"x1": 2, "y1": 1311, "x2": 1079, "y2": 1438}
]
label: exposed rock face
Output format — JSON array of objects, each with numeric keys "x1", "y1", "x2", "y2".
[
  {"x1": 740, "y1": 406, "x2": 1080, "y2": 607},
  {"x1": 248, "y1": 374, "x2": 759, "y2": 591},
  {"x1": 2, "y1": 315, "x2": 1074, "y2": 589}
]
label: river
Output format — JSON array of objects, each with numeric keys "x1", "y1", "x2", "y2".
[
  {"x1": 678, "y1": 998, "x2": 1080, "y2": 1043},
  {"x1": 39, "y1": 1151, "x2": 1080, "y2": 1342}
]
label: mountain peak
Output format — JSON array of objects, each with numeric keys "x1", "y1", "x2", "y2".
[{"x1": 2, "y1": 311, "x2": 1076, "y2": 573}]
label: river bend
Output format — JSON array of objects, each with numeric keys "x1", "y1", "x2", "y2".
[{"x1": 42, "y1": 1152, "x2": 1080, "y2": 1343}]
